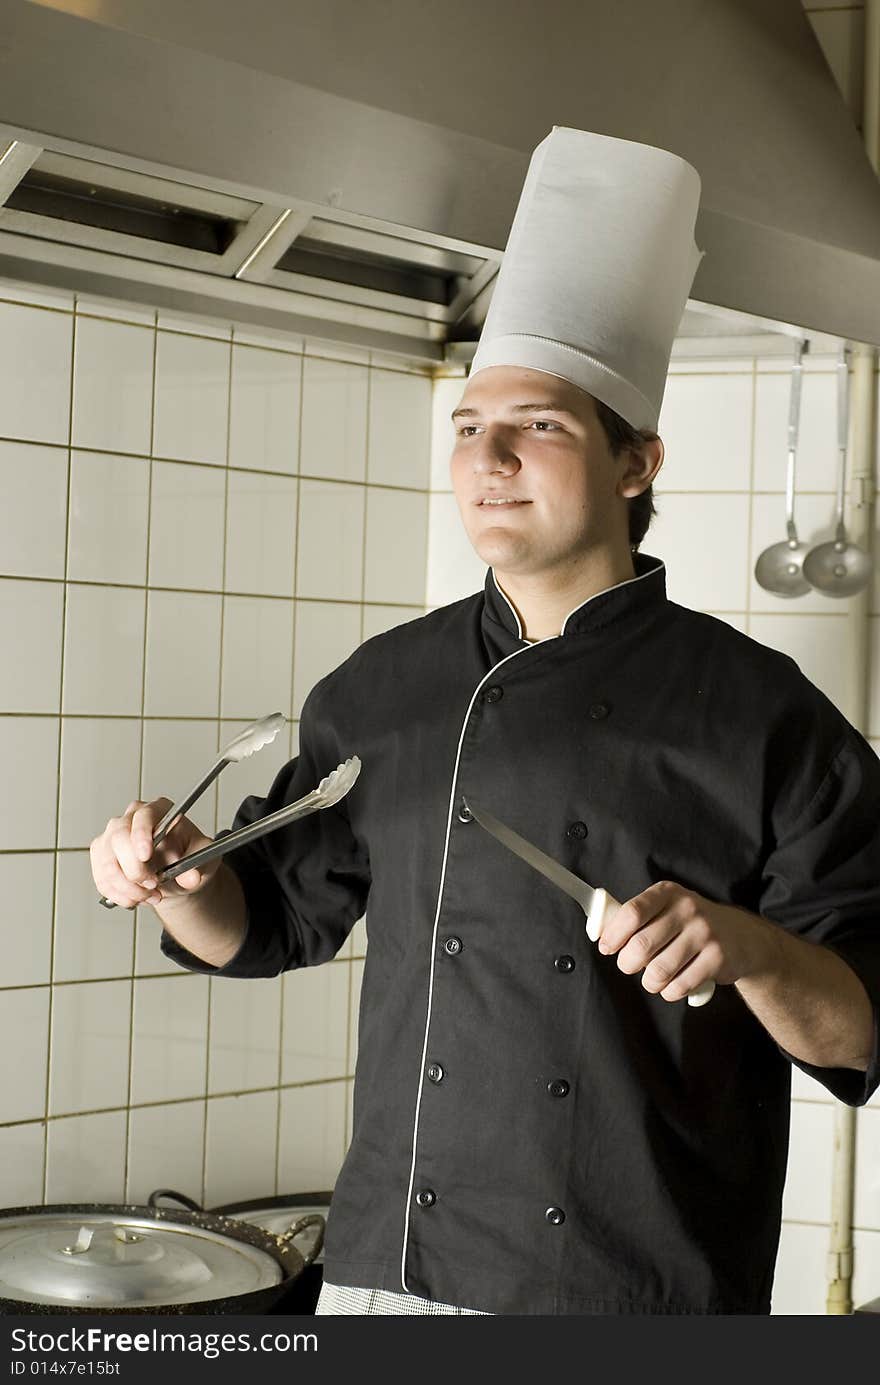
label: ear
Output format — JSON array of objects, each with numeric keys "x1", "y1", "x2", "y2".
[{"x1": 619, "y1": 435, "x2": 664, "y2": 498}]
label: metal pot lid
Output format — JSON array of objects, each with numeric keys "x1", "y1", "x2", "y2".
[{"x1": 0, "y1": 1211, "x2": 282, "y2": 1308}]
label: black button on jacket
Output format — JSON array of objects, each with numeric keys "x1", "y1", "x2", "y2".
[{"x1": 162, "y1": 553, "x2": 880, "y2": 1315}]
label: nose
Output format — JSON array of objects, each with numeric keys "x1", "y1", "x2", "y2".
[{"x1": 470, "y1": 424, "x2": 521, "y2": 475}]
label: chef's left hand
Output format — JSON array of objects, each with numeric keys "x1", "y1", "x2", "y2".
[{"x1": 598, "y1": 881, "x2": 770, "y2": 1003}]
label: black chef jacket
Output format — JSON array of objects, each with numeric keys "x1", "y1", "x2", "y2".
[{"x1": 162, "y1": 552, "x2": 880, "y2": 1315}]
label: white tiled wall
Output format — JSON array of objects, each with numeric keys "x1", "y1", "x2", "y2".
[{"x1": 0, "y1": 277, "x2": 429, "y2": 1213}]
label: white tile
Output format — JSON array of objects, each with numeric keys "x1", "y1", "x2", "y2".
[
  {"x1": 431, "y1": 376, "x2": 467, "y2": 492},
  {"x1": 361, "y1": 605, "x2": 423, "y2": 641},
  {"x1": 232, "y1": 324, "x2": 303, "y2": 354},
  {"x1": 0, "y1": 1122, "x2": 45, "y2": 1205},
  {"x1": 853, "y1": 1228, "x2": 880, "y2": 1312},
  {"x1": 648, "y1": 492, "x2": 751, "y2": 611},
  {"x1": 753, "y1": 371, "x2": 841, "y2": 495},
  {"x1": 141, "y1": 719, "x2": 220, "y2": 837},
  {"x1": 299, "y1": 357, "x2": 368, "y2": 482},
  {"x1": 855, "y1": 1106, "x2": 880, "y2": 1232},
  {"x1": 0, "y1": 579, "x2": 63, "y2": 711},
  {"x1": 220, "y1": 596, "x2": 294, "y2": 721},
  {"x1": 0, "y1": 853, "x2": 53, "y2": 987},
  {"x1": 281, "y1": 963, "x2": 350, "y2": 1084},
  {"x1": 204, "y1": 1090, "x2": 279, "y2": 1206},
  {"x1": 216, "y1": 718, "x2": 293, "y2": 832},
  {"x1": 367, "y1": 370, "x2": 432, "y2": 488},
  {"x1": 153, "y1": 331, "x2": 230, "y2": 465},
  {"x1": 344, "y1": 1076, "x2": 355, "y2": 1151},
  {"x1": 781, "y1": 1102, "x2": 835, "y2": 1224},
  {"x1": 0, "y1": 441, "x2": 68, "y2": 579},
  {"x1": 209, "y1": 975, "x2": 282, "y2": 1094},
  {"x1": 62, "y1": 585, "x2": 145, "y2": 716},
  {"x1": 656, "y1": 373, "x2": 753, "y2": 492},
  {"x1": 0, "y1": 987, "x2": 50, "y2": 1122},
  {"x1": 790, "y1": 1066, "x2": 834, "y2": 1104},
  {"x1": 0, "y1": 280, "x2": 74, "y2": 311},
  {"x1": 363, "y1": 489, "x2": 428, "y2": 606},
  {"x1": 0, "y1": 716, "x2": 59, "y2": 850},
  {"x1": 296, "y1": 480, "x2": 365, "y2": 601},
  {"x1": 292, "y1": 601, "x2": 361, "y2": 719},
  {"x1": 49, "y1": 979, "x2": 131, "y2": 1116},
  {"x1": 157, "y1": 312, "x2": 231, "y2": 341},
  {"x1": 229, "y1": 344, "x2": 301, "y2": 475},
  {"x1": 348, "y1": 916, "x2": 368, "y2": 960},
  {"x1": 225, "y1": 470, "x2": 298, "y2": 596},
  {"x1": 75, "y1": 295, "x2": 155, "y2": 327},
  {"x1": 45, "y1": 1110, "x2": 127, "y2": 1203},
  {"x1": 0, "y1": 301, "x2": 72, "y2": 444},
  {"x1": 748, "y1": 613, "x2": 852, "y2": 714},
  {"x1": 704, "y1": 611, "x2": 747, "y2": 632},
  {"x1": 54, "y1": 850, "x2": 135, "y2": 984},
  {"x1": 148, "y1": 460, "x2": 227, "y2": 591},
  {"x1": 131, "y1": 975, "x2": 209, "y2": 1104},
  {"x1": 348, "y1": 959, "x2": 364, "y2": 1074},
  {"x1": 278, "y1": 1082, "x2": 347, "y2": 1192},
  {"x1": 749, "y1": 492, "x2": 865, "y2": 615},
  {"x1": 58, "y1": 716, "x2": 142, "y2": 849},
  {"x1": 72, "y1": 317, "x2": 154, "y2": 455},
  {"x1": 770, "y1": 1221, "x2": 829, "y2": 1315},
  {"x1": 143, "y1": 590, "x2": 222, "y2": 717},
  {"x1": 134, "y1": 912, "x2": 182, "y2": 977},
  {"x1": 666, "y1": 357, "x2": 755, "y2": 375},
  {"x1": 68, "y1": 451, "x2": 150, "y2": 586},
  {"x1": 126, "y1": 1100, "x2": 206, "y2": 1206},
  {"x1": 426, "y1": 493, "x2": 488, "y2": 607},
  {"x1": 304, "y1": 340, "x2": 371, "y2": 366}
]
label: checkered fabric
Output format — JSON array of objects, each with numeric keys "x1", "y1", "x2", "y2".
[{"x1": 315, "y1": 1281, "x2": 491, "y2": 1315}]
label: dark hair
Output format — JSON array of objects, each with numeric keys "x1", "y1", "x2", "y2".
[{"x1": 592, "y1": 397, "x2": 659, "y2": 550}]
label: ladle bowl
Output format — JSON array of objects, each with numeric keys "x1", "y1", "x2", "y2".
[
  {"x1": 753, "y1": 533, "x2": 811, "y2": 598},
  {"x1": 802, "y1": 534, "x2": 872, "y2": 597}
]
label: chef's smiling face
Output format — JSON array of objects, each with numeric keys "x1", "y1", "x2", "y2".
[{"x1": 449, "y1": 365, "x2": 663, "y2": 583}]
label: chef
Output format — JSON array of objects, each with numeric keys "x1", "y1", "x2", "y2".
[{"x1": 91, "y1": 127, "x2": 880, "y2": 1316}]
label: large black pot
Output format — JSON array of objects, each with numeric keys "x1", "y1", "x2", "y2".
[
  {"x1": 0, "y1": 1199, "x2": 325, "y2": 1316},
  {"x1": 153, "y1": 1189, "x2": 334, "y2": 1315}
]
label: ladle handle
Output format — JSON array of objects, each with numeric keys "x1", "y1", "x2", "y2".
[
  {"x1": 834, "y1": 343, "x2": 850, "y2": 536},
  {"x1": 784, "y1": 339, "x2": 806, "y2": 540}
]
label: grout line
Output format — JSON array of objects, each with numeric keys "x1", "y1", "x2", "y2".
[
  {"x1": 124, "y1": 300, "x2": 159, "y2": 1200},
  {"x1": 42, "y1": 303, "x2": 78, "y2": 1201}
]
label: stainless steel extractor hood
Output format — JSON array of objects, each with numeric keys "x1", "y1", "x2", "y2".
[{"x1": 0, "y1": 0, "x2": 878, "y2": 362}]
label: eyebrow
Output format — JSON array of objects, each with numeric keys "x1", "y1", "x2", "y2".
[{"x1": 451, "y1": 403, "x2": 579, "y2": 420}]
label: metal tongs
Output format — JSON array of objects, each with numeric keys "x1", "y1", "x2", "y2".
[{"x1": 98, "y1": 710, "x2": 361, "y2": 909}]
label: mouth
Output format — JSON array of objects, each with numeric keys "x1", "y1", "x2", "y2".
[{"x1": 475, "y1": 497, "x2": 531, "y2": 508}]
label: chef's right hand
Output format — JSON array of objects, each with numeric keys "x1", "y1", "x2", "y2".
[{"x1": 89, "y1": 798, "x2": 220, "y2": 911}]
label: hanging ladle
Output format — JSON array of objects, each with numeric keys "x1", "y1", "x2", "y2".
[
  {"x1": 754, "y1": 337, "x2": 811, "y2": 597},
  {"x1": 802, "y1": 342, "x2": 872, "y2": 598}
]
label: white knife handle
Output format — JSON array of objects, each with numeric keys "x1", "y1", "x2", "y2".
[{"x1": 586, "y1": 889, "x2": 716, "y2": 1008}]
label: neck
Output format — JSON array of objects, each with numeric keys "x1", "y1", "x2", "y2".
[{"x1": 494, "y1": 547, "x2": 637, "y2": 640}]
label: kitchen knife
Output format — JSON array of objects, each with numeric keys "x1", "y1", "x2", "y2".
[{"x1": 464, "y1": 798, "x2": 715, "y2": 1008}]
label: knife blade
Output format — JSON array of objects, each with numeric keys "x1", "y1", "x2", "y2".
[{"x1": 464, "y1": 797, "x2": 714, "y2": 1008}]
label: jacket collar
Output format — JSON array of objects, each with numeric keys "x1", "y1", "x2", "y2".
[{"x1": 483, "y1": 551, "x2": 668, "y2": 641}]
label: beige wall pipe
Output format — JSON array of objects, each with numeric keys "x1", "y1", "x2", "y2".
[{"x1": 825, "y1": 0, "x2": 880, "y2": 1318}]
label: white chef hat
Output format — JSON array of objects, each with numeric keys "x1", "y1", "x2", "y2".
[{"x1": 469, "y1": 126, "x2": 704, "y2": 432}]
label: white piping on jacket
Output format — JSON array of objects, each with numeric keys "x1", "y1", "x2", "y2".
[{"x1": 398, "y1": 556, "x2": 666, "y2": 1292}]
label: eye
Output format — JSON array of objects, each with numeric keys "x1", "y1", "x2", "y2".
[
  {"x1": 528, "y1": 419, "x2": 561, "y2": 431},
  {"x1": 456, "y1": 425, "x2": 481, "y2": 437}
]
